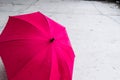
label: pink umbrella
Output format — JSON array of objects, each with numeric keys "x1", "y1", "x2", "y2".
[{"x1": 0, "y1": 12, "x2": 75, "y2": 80}]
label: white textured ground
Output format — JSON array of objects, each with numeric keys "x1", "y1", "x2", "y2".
[{"x1": 0, "y1": 0, "x2": 120, "y2": 80}]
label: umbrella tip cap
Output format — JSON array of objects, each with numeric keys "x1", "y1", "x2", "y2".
[{"x1": 50, "y1": 38, "x2": 55, "y2": 43}]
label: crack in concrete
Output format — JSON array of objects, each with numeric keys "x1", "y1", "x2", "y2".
[
  {"x1": 16, "y1": 0, "x2": 39, "y2": 13},
  {"x1": 91, "y1": 1, "x2": 120, "y2": 24}
]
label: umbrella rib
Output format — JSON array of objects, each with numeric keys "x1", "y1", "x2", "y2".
[
  {"x1": 54, "y1": 46, "x2": 72, "y2": 80},
  {"x1": 60, "y1": 43, "x2": 75, "y2": 60},
  {"x1": 10, "y1": 16, "x2": 49, "y2": 39},
  {"x1": 11, "y1": 17, "x2": 41, "y2": 33},
  {"x1": 39, "y1": 13, "x2": 51, "y2": 35},
  {"x1": 10, "y1": 45, "x2": 51, "y2": 80},
  {"x1": 0, "y1": 38, "x2": 47, "y2": 43}
]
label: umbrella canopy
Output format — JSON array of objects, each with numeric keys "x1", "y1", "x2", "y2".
[{"x1": 0, "y1": 12, "x2": 75, "y2": 80}]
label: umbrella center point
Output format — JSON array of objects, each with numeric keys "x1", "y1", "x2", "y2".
[{"x1": 49, "y1": 38, "x2": 55, "y2": 43}]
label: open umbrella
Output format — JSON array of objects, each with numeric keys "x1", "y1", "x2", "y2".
[{"x1": 0, "y1": 12, "x2": 75, "y2": 80}]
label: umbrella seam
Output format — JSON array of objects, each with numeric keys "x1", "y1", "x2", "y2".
[
  {"x1": 9, "y1": 16, "x2": 44, "y2": 33},
  {"x1": 39, "y1": 13, "x2": 52, "y2": 37}
]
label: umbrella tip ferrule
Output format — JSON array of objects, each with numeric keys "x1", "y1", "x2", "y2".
[{"x1": 49, "y1": 38, "x2": 55, "y2": 43}]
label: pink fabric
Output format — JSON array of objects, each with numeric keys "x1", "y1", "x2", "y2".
[{"x1": 0, "y1": 12, "x2": 75, "y2": 80}]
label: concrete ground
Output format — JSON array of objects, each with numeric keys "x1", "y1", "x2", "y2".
[{"x1": 0, "y1": 0, "x2": 120, "y2": 80}]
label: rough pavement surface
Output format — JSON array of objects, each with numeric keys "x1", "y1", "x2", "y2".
[{"x1": 0, "y1": 0, "x2": 120, "y2": 80}]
